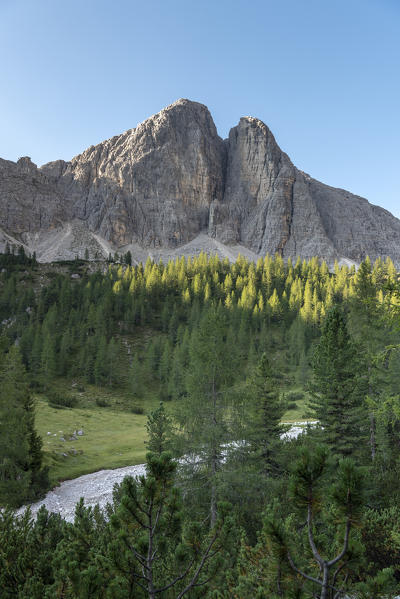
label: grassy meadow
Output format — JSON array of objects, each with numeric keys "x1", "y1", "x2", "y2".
[{"x1": 34, "y1": 381, "x2": 171, "y2": 484}]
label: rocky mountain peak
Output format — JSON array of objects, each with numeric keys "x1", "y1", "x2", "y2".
[
  {"x1": 17, "y1": 156, "x2": 37, "y2": 173},
  {"x1": 1, "y1": 100, "x2": 399, "y2": 266}
]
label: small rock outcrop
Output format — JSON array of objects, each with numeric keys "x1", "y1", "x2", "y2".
[{"x1": 1, "y1": 99, "x2": 399, "y2": 265}]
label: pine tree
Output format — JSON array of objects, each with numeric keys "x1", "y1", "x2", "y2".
[
  {"x1": 266, "y1": 447, "x2": 365, "y2": 599},
  {"x1": 0, "y1": 347, "x2": 48, "y2": 507},
  {"x1": 244, "y1": 354, "x2": 286, "y2": 476},
  {"x1": 176, "y1": 307, "x2": 236, "y2": 527},
  {"x1": 349, "y1": 259, "x2": 389, "y2": 461},
  {"x1": 40, "y1": 333, "x2": 57, "y2": 378},
  {"x1": 107, "y1": 451, "x2": 233, "y2": 599},
  {"x1": 309, "y1": 306, "x2": 368, "y2": 458},
  {"x1": 145, "y1": 402, "x2": 172, "y2": 455}
]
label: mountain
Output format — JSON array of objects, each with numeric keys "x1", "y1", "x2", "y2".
[{"x1": 1, "y1": 98, "x2": 399, "y2": 265}]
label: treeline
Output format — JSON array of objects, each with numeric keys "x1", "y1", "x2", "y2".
[
  {"x1": 0, "y1": 243, "x2": 37, "y2": 268},
  {"x1": 1, "y1": 252, "x2": 399, "y2": 399}
]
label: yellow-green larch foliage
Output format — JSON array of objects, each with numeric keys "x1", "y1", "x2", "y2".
[
  {"x1": 385, "y1": 256, "x2": 397, "y2": 281},
  {"x1": 301, "y1": 259, "x2": 308, "y2": 279},
  {"x1": 343, "y1": 278, "x2": 356, "y2": 300},
  {"x1": 182, "y1": 288, "x2": 191, "y2": 304},
  {"x1": 113, "y1": 279, "x2": 122, "y2": 294},
  {"x1": 224, "y1": 293, "x2": 233, "y2": 309},
  {"x1": 287, "y1": 256, "x2": 294, "y2": 278},
  {"x1": 236, "y1": 275, "x2": 245, "y2": 293},
  {"x1": 212, "y1": 270, "x2": 219, "y2": 286},
  {"x1": 144, "y1": 256, "x2": 153, "y2": 278},
  {"x1": 145, "y1": 263, "x2": 161, "y2": 293},
  {"x1": 334, "y1": 264, "x2": 349, "y2": 296},
  {"x1": 177, "y1": 256, "x2": 187, "y2": 288},
  {"x1": 320, "y1": 260, "x2": 329, "y2": 281},
  {"x1": 300, "y1": 279, "x2": 313, "y2": 322},
  {"x1": 204, "y1": 281, "x2": 211, "y2": 303},
  {"x1": 294, "y1": 255, "x2": 302, "y2": 277},
  {"x1": 257, "y1": 290, "x2": 264, "y2": 313},
  {"x1": 223, "y1": 273, "x2": 233, "y2": 295},
  {"x1": 262, "y1": 255, "x2": 274, "y2": 296},
  {"x1": 268, "y1": 288, "x2": 282, "y2": 319},
  {"x1": 123, "y1": 265, "x2": 132, "y2": 285},
  {"x1": 289, "y1": 277, "x2": 303, "y2": 312},
  {"x1": 239, "y1": 281, "x2": 256, "y2": 311},
  {"x1": 256, "y1": 257, "x2": 264, "y2": 276},
  {"x1": 185, "y1": 255, "x2": 192, "y2": 275},
  {"x1": 192, "y1": 273, "x2": 202, "y2": 296},
  {"x1": 372, "y1": 257, "x2": 386, "y2": 287}
]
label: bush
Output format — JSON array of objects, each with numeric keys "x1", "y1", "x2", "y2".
[
  {"x1": 286, "y1": 401, "x2": 298, "y2": 410},
  {"x1": 95, "y1": 397, "x2": 110, "y2": 408},
  {"x1": 47, "y1": 392, "x2": 77, "y2": 409},
  {"x1": 285, "y1": 391, "x2": 304, "y2": 402},
  {"x1": 130, "y1": 405, "x2": 144, "y2": 415},
  {"x1": 29, "y1": 377, "x2": 46, "y2": 392},
  {"x1": 159, "y1": 387, "x2": 172, "y2": 402},
  {"x1": 71, "y1": 382, "x2": 85, "y2": 392}
]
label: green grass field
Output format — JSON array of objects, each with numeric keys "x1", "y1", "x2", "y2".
[
  {"x1": 282, "y1": 397, "x2": 311, "y2": 422},
  {"x1": 36, "y1": 399, "x2": 151, "y2": 484},
  {"x1": 34, "y1": 379, "x2": 170, "y2": 484}
]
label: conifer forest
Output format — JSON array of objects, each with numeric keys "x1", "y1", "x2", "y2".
[{"x1": 1, "y1": 247, "x2": 400, "y2": 598}]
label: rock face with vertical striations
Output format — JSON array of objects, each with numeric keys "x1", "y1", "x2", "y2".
[{"x1": 0, "y1": 98, "x2": 399, "y2": 265}]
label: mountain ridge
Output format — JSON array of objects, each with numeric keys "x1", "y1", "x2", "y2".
[{"x1": 1, "y1": 98, "x2": 399, "y2": 266}]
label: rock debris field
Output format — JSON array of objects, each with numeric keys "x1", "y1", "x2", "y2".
[{"x1": 18, "y1": 423, "x2": 311, "y2": 522}]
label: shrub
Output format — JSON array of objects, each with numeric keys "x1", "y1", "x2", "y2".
[
  {"x1": 130, "y1": 405, "x2": 144, "y2": 415},
  {"x1": 95, "y1": 397, "x2": 110, "y2": 408},
  {"x1": 286, "y1": 391, "x2": 304, "y2": 402},
  {"x1": 47, "y1": 392, "x2": 77, "y2": 409}
]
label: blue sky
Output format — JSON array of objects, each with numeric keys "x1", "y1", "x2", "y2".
[{"x1": 1, "y1": 0, "x2": 399, "y2": 216}]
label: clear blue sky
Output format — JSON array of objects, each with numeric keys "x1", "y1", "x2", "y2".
[{"x1": 1, "y1": 0, "x2": 399, "y2": 216}]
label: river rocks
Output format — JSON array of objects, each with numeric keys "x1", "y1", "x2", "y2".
[{"x1": 1, "y1": 99, "x2": 400, "y2": 266}]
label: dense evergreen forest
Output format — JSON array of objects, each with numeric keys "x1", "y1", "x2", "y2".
[{"x1": 1, "y1": 246, "x2": 400, "y2": 598}]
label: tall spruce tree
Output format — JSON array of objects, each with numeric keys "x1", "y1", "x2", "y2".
[
  {"x1": 244, "y1": 353, "x2": 286, "y2": 476},
  {"x1": 145, "y1": 402, "x2": 172, "y2": 455},
  {"x1": 0, "y1": 347, "x2": 48, "y2": 507},
  {"x1": 176, "y1": 306, "x2": 236, "y2": 527},
  {"x1": 309, "y1": 306, "x2": 367, "y2": 458},
  {"x1": 348, "y1": 258, "x2": 392, "y2": 462}
]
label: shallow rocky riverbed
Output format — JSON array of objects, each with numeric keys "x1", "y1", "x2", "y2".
[{"x1": 19, "y1": 423, "x2": 313, "y2": 522}]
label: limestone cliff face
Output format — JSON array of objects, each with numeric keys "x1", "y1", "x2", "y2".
[
  {"x1": 211, "y1": 115, "x2": 400, "y2": 264},
  {"x1": 0, "y1": 98, "x2": 399, "y2": 265},
  {"x1": 43, "y1": 99, "x2": 226, "y2": 248},
  {"x1": 0, "y1": 156, "x2": 67, "y2": 234}
]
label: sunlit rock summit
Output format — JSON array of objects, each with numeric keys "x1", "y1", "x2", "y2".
[{"x1": 1, "y1": 98, "x2": 399, "y2": 265}]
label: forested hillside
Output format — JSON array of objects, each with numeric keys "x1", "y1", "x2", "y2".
[{"x1": 1, "y1": 248, "x2": 400, "y2": 597}]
